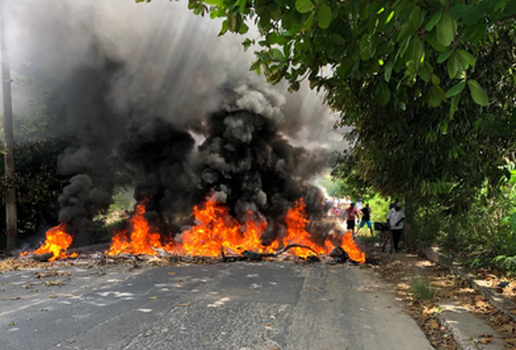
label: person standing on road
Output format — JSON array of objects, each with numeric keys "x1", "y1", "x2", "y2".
[
  {"x1": 357, "y1": 203, "x2": 373, "y2": 236},
  {"x1": 387, "y1": 203, "x2": 405, "y2": 252},
  {"x1": 344, "y1": 202, "x2": 360, "y2": 234}
]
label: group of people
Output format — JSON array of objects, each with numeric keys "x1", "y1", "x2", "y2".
[
  {"x1": 341, "y1": 201, "x2": 373, "y2": 236},
  {"x1": 329, "y1": 196, "x2": 406, "y2": 252},
  {"x1": 329, "y1": 198, "x2": 374, "y2": 237}
]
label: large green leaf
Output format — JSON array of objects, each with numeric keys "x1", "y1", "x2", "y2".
[
  {"x1": 446, "y1": 52, "x2": 463, "y2": 79},
  {"x1": 317, "y1": 5, "x2": 332, "y2": 29},
  {"x1": 431, "y1": 74, "x2": 441, "y2": 86},
  {"x1": 495, "y1": 0, "x2": 511, "y2": 12},
  {"x1": 218, "y1": 20, "x2": 228, "y2": 36},
  {"x1": 436, "y1": 10, "x2": 456, "y2": 47},
  {"x1": 453, "y1": 5, "x2": 483, "y2": 25},
  {"x1": 510, "y1": 213, "x2": 516, "y2": 233},
  {"x1": 337, "y1": 57, "x2": 355, "y2": 77},
  {"x1": 418, "y1": 62, "x2": 432, "y2": 82},
  {"x1": 426, "y1": 30, "x2": 448, "y2": 52},
  {"x1": 428, "y1": 86, "x2": 442, "y2": 107},
  {"x1": 270, "y1": 48, "x2": 284, "y2": 61},
  {"x1": 445, "y1": 79, "x2": 466, "y2": 98},
  {"x1": 437, "y1": 49, "x2": 453, "y2": 63},
  {"x1": 282, "y1": 11, "x2": 302, "y2": 33},
  {"x1": 384, "y1": 58, "x2": 394, "y2": 82},
  {"x1": 427, "y1": 85, "x2": 446, "y2": 107},
  {"x1": 295, "y1": 0, "x2": 315, "y2": 14},
  {"x1": 462, "y1": 23, "x2": 487, "y2": 43},
  {"x1": 467, "y1": 80, "x2": 489, "y2": 106},
  {"x1": 425, "y1": 10, "x2": 443, "y2": 31},
  {"x1": 449, "y1": 91, "x2": 462, "y2": 119},
  {"x1": 405, "y1": 35, "x2": 424, "y2": 66},
  {"x1": 331, "y1": 34, "x2": 346, "y2": 45},
  {"x1": 239, "y1": 21, "x2": 249, "y2": 34},
  {"x1": 409, "y1": 6, "x2": 424, "y2": 28},
  {"x1": 458, "y1": 50, "x2": 476, "y2": 67},
  {"x1": 375, "y1": 82, "x2": 391, "y2": 106}
]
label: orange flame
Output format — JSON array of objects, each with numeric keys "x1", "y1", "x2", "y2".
[
  {"x1": 284, "y1": 199, "x2": 327, "y2": 258},
  {"x1": 105, "y1": 197, "x2": 366, "y2": 262},
  {"x1": 338, "y1": 231, "x2": 366, "y2": 264},
  {"x1": 178, "y1": 197, "x2": 275, "y2": 257},
  {"x1": 107, "y1": 202, "x2": 174, "y2": 256},
  {"x1": 28, "y1": 224, "x2": 76, "y2": 261},
  {"x1": 238, "y1": 212, "x2": 277, "y2": 254},
  {"x1": 17, "y1": 197, "x2": 365, "y2": 263},
  {"x1": 178, "y1": 197, "x2": 239, "y2": 257}
]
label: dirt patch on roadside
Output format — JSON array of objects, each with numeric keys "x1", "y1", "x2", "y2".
[
  {"x1": 474, "y1": 270, "x2": 516, "y2": 303},
  {"x1": 373, "y1": 250, "x2": 516, "y2": 349},
  {"x1": 376, "y1": 254, "x2": 458, "y2": 349}
]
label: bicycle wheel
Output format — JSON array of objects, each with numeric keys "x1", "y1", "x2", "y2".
[{"x1": 380, "y1": 231, "x2": 387, "y2": 252}]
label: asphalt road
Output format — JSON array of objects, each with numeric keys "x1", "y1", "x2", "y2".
[{"x1": 0, "y1": 261, "x2": 433, "y2": 350}]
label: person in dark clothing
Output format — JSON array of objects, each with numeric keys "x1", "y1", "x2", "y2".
[{"x1": 357, "y1": 203, "x2": 373, "y2": 236}]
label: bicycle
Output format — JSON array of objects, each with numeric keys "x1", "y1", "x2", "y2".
[{"x1": 374, "y1": 222, "x2": 394, "y2": 254}]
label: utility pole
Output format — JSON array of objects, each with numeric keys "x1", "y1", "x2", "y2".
[{"x1": 0, "y1": 0, "x2": 17, "y2": 250}]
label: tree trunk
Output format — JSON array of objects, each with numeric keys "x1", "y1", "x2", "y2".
[
  {"x1": 1, "y1": 0, "x2": 17, "y2": 250},
  {"x1": 404, "y1": 193, "x2": 416, "y2": 249}
]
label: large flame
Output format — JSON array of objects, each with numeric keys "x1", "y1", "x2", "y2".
[
  {"x1": 338, "y1": 231, "x2": 366, "y2": 264},
  {"x1": 283, "y1": 199, "x2": 329, "y2": 258},
  {"x1": 178, "y1": 197, "x2": 276, "y2": 256},
  {"x1": 109, "y1": 197, "x2": 366, "y2": 262},
  {"x1": 30, "y1": 224, "x2": 76, "y2": 261},
  {"x1": 20, "y1": 197, "x2": 366, "y2": 263},
  {"x1": 107, "y1": 202, "x2": 174, "y2": 256}
]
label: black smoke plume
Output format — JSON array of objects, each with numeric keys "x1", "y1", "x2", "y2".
[
  {"x1": 5, "y1": 0, "x2": 343, "y2": 246},
  {"x1": 119, "y1": 117, "x2": 198, "y2": 229},
  {"x1": 120, "y1": 107, "x2": 331, "y2": 244},
  {"x1": 196, "y1": 110, "x2": 328, "y2": 220},
  {"x1": 54, "y1": 51, "x2": 125, "y2": 235}
]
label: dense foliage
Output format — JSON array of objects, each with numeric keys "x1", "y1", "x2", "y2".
[
  {"x1": 159, "y1": 0, "x2": 516, "y2": 116},
  {"x1": 414, "y1": 164, "x2": 516, "y2": 272},
  {"x1": 0, "y1": 138, "x2": 69, "y2": 239},
  {"x1": 0, "y1": 79, "x2": 70, "y2": 242}
]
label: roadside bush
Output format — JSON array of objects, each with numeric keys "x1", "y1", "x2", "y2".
[
  {"x1": 0, "y1": 138, "x2": 70, "y2": 240},
  {"x1": 411, "y1": 278, "x2": 436, "y2": 301},
  {"x1": 413, "y1": 165, "x2": 516, "y2": 274},
  {"x1": 88, "y1": 189, "x2": 134, "y2": 245}
]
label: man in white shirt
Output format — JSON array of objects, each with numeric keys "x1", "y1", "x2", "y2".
[{"x1": 387, "y1": 203, "x2": 405, "y2": 252}]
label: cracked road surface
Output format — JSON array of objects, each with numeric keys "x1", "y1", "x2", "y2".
[{"x1": 0, "y1": 261, "x2": 433, "y2": 350}]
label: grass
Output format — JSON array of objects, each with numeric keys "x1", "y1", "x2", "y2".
[
  {"x1": 88, "y1": 189, "x2": 135, "y2": 244},
  {"x1": 411, "y1": 277, "x2": 436, "y2": 301}
]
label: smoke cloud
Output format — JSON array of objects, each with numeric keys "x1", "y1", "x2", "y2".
[{"x1": 3, "y1": 0, "x2": 347, "y2": 241}]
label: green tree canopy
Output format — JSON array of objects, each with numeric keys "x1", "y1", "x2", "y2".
[
  {"x1": 143, "y1": 0, "x2": 516, "y2": 193},
  {"x1": 150, "y1": 0, "x2": 516, "y2": 118}
]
